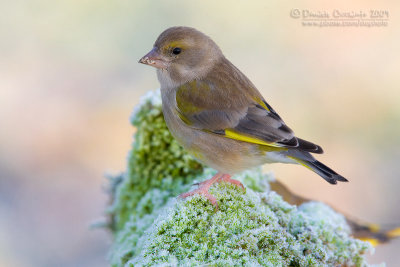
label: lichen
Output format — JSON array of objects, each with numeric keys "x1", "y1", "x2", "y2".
[{"x1": 107, "y1": 89, "x2": 372, "y2": 267}]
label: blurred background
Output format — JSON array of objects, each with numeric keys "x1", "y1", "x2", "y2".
[{"x1": 1, "y1": 0, "x2": 399, "y2": 266}]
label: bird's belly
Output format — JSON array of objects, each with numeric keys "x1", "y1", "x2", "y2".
[{"x1": 189, "y1": 136, "x2": 267, "y2": 174}]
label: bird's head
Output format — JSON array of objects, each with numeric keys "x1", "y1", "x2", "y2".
[{"x1": 139, "y1": 26, "x2": 223, "y2": 87}]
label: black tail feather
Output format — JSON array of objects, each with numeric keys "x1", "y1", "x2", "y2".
[
  {"x1": 287, "y1": 152, "x2": 348, "y2": 184},
  {"x1": 297, "y1": 138, "x2": 324, "y2": 154},
  {"x1": 306, "y1": 160, "x2": 348, "y2": 184}
]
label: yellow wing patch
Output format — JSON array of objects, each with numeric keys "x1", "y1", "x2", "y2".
[
  {"x1": 253, "y1": 97, "x2": 270, "y2": 112},
  {"x1": 224, "y1": 129, "x2": 282, "y2": 147}
]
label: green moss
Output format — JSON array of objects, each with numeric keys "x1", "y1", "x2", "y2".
[
  {"x1": 108, "y1": 90, "x2": 372, "y2": 266},
  {"x1": 108, "y1": 90, "x2": 203, "y2": 230},
  {"x1": 126, "y1": 184, "x2": 371, "y2": 267}
]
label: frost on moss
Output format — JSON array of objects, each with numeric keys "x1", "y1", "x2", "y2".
[{"x1": 108, "y1": 90, "x2": 372, "y2": 266}]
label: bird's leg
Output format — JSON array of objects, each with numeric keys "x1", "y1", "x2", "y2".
[
  {"x1": 179, "y1": 173, "x2": 246, "y2": 208},
  {"x1": 217, "y1": 174, "x2": 245, "y2": 191},
  {"x1": 179, "y1": 172, "x2": 223, "y2": 207}
]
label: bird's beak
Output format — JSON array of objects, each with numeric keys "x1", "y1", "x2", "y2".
[{"x1": 138, "y1": 47, "x2": 168, "y2": 69}]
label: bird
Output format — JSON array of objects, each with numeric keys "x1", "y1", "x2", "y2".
[{"x1": 139, "y1": 26, "x2": 348, "y2": 207}]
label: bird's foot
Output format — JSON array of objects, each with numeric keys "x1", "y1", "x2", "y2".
[
  {"x1": 179, "y1": 187, "x2": 218, "y2": 208},
  {"x1": 218, "y1": 174, "x2": 245, "y2": 191},
  {"x1": 180, "y1": 173, "x2": 246, "y2": 208},
  {"x1": 179, "y1": 173, "x2": 221, "y2": 208}
]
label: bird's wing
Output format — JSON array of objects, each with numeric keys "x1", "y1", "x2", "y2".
[{"x1": 175, "y1": 73, "x2": 323, "y2": 153}]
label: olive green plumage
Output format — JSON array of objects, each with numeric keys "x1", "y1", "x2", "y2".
[{"x1": 139, "y1": 26, "x2": 347, "y2": 185}]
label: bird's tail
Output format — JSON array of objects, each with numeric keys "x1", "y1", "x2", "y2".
[{"x1": 288, "y1": 156, "x2": 348, "y2": 184}]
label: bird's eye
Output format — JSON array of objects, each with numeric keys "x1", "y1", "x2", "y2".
[{"x1": 172, "y1": 47, "x2": 181, "y2": 55}]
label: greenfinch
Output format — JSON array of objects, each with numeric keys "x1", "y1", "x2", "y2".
[{"x1": 139, "y1": 26, "x2": 347, "y2": 206}]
